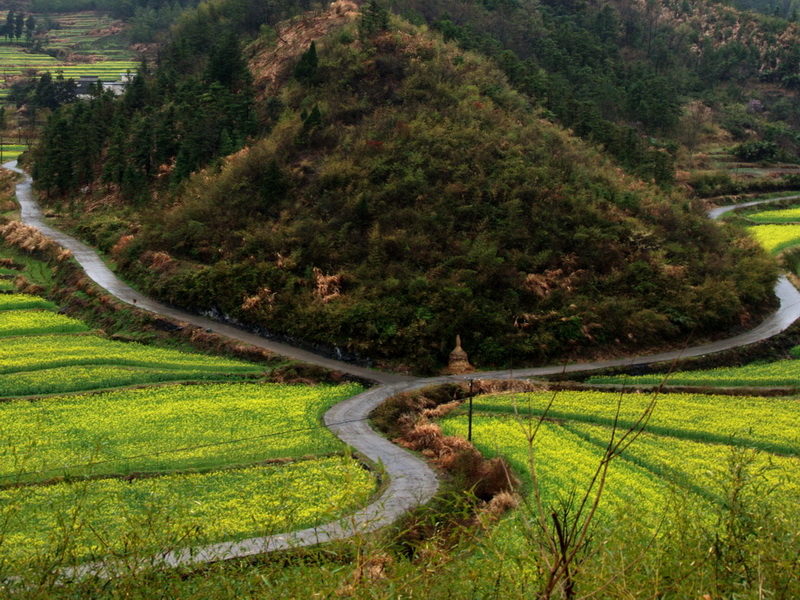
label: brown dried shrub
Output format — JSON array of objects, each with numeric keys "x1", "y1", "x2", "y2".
[
  {"x1": 313, "y1": 267, "x2": 343, "y2": 303},
  {"x1": 148, "y1": 251, "x2": 174, "y2": 272},
  {"x1": 110, "y1": 234, "x2": 134, "y2": 258},
  {"x1": 396, "y1": 421, "x2": 444, "y2": 453},
  {"x1": 0, "y1": 221, "x2": 59, "y2": 255},
  {"x1": 472, "y1": 379, "x2": 542, "y2": 395},
  {"x1": 473, "y1": 491, "x2": 520, "y2": 529},
  {"x1": 241, "y1": 287, "x2": 276, "y2": 312},
  {"x1": 421, "y1": 399, "x2": 462, "y2": 420},
  {"x1": 14, "y1": 275, "x2": 45, "y2": 296}
]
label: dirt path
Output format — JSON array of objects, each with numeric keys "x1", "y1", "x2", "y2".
[{"x1": 5, "y1": 160, "x2": 800, "y2": 577}]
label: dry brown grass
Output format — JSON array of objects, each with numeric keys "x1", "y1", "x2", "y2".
[
  {"x1": 313, "y1": 267, "x2": 343, "y2": 303},
  {"x1": 0, "y1": 221, "x2": 60, "y2": 254},
  {"x1": 241, "y1": 287, "x2": 276, "y2": 312},
  {"x1": 249, "y1": 0, "x2": 360, "y2": 97}
]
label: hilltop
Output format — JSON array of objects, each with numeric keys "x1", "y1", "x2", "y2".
[{"x1": 27, "y1": 0, "x2": 778, "y2": 372}]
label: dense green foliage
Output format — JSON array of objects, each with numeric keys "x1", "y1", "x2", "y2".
[
  {"x1": 29, "y1": 1, "x2": 779, "y2": 371},
  {"x1": 29, "y1": 0, "x2": 302, "y2": 199},
  {"x1": 388, "y1": 0, "x2": 800, "y2": 175}
]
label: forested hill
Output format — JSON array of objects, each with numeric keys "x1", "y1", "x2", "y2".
[{"x1": 28, "y1": 0, "x2": 779, "y2": 372}]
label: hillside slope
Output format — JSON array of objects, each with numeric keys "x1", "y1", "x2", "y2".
[{"x1": 28, "y1": 1, "x2": 777, "y2": 372}]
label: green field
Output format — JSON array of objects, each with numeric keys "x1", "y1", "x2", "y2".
[
  {"x1": 0, "y1": 308, "x2": 88, "y2": 336},
  {"x1": 0, "y1": 12, "x2": 138, "y2": 162},
  {"x1": 0, "y1": 278, "x2": 373, "y2": 572},
  {"x1": 1, "y1": 456, "x2": 374, "y2": 567},
  {"x1": 0, "y1": 332, "x2": 267, "y2": 375},
  {"x1": 0, "y1": 292, "x2": 57, "y2": 310},
  {"x1": 0, "y1": 45, "x2": 137, "y2": 95},
  {"x1": 461, "y1": 389, "x2": 800, "y2": 455},
  {"x1": 435, "y1": 387, "x2": 800, "y2": 593},
  {"x1": 587, "y1": 356, "x2": 800, "y2": 387},
  {"x1": 747, "y1": 205, "x2": 800, "y2": 223},
  {"x1": 748, "y1": 223, "x2": 800, "y2": 253},
  {"x1": 0, "y1": 144, "x2": 28, "y2": 162},
  {"x1": 0, "y1": 381, "x2": 362, "y2": 480}
]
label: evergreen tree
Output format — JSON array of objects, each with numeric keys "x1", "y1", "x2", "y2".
[
  {"x1": 102, "y1": 118, "x2": 127, "y2": 186},
  {"x1": 33, "y1": 72, "x2": 57, "y2": 110},
  {"x1": 359, "y1": 0, "x2": 389, "y2": 40},
  {"x1": 25, "y1": 15, "x2": 35, "y2": 43},
  {"x1": 14, "y1": 13, "x2": 24, "y2": 40},
  {"x1": 293, "y1": 41, "x2": 318, "y2": 82},
  {"x1": 205, "y1": 29, "x2": 251, "y2": 91}
]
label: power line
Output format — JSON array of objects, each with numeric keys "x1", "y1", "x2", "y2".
[{"x1": 0, "y1": 416, "x2": 370, "y2": 483}]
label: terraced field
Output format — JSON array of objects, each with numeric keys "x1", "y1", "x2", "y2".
[
  {"x1": 456, "y1": 389, "x2": 800, "y2": 454},
  {"x1": 744, "y1": 201, "x2": 800, "y2": 254},
  {"x1": 39, "y1": 12, "x2": 133, "y2": 59},
  {"x1": 748, "y1": 223, "x2": 800, "y2": 254},
  {"x1": 438, "y1": 387, "x2": 800, "y2": 549},
  {"x1": 747, "y1": 205, "x2": 800, "y2": 223},
  {"x1": 587, "y1": 354, "x2": 800, "y2": 387},
  {"x1": 1, "y1": 381, "x2": 362, "y2": 480},
  {"x1": 0, "y1": 282, "x2": 374, "y2": 571},
  {"x1": 1, "y1": 457, "x2": 374, "y2": 566},
  {"x1": 0, "y1": 11, "x2": 138, "y2": 159}
]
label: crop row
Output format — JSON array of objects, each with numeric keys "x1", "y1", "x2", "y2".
[
  {"x1": 0, "y1": 145, "x2": 27, "y2": 161},
  {"x1": 587, "y1": 357, "x2": 800, "y2": 387},
  {"x1": 747, "y1": 205, "x2": 800, "y2": 223},
  {"x1": 439, "y1": 409, "x2": 799, "y2": 571},
  {"x1": 0, "y1": 308, "x2": 88, "y2": 336},
  {"x1": 0, "y1": 381, "x2": 363, "y2": 480},
  {"x1": 748, "y1": 223, "x2": 800, "y2": 253},
  {"x1": 0, "y1": 456, "x2": 375, "y2": 567},
  {"x1": 0, "y1": 293, "x2": 56, "y2": 311},
  {"x1": 564, "y1": 421, "x2": 800, "y2": 503},
  {"x1": 468, "y1": 390, "x2": 800, "y2": 455},
  {"x1": 0, "y1": 333, "x2": 264, "y2": 375},
  {"x1": 0, "y1": 364, "x2": 259, "y2": 399},
  {"x1": 440, "y1": 416, "x2": 675, "y2": 521}
]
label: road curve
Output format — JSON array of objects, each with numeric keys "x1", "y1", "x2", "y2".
[
  {"x1": 4, "y1": 161, "x2": 412, "y2": 386},
  {"x1": 5, "y1": 160, "x2": 800, "y2": 577}
]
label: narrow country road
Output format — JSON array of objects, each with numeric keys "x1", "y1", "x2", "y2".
[{"x1": 5, "y1": 160, "x2": 800, "y2": 576}]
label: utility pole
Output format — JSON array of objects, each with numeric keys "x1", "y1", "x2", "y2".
[{"x1": 467, "y1": 378, "x2": 474, "y2": 442}]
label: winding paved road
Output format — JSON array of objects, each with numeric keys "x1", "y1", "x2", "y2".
[{"x1": 5, "y1": 160, "x2": 800, "y2": 577}]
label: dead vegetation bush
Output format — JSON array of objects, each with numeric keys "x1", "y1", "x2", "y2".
[
  {"x1": 313, "y1": 267, "x2": 343, "y2": 303},
  {"x1": 0, "y1": 221, "x2": 60, "y2": 255},
  {"x1": 0, "y1": 257, "x2": 21, "y2": 269},
  {"x1": 375, "y1": 384, "x2": 520, "y2": 502}
]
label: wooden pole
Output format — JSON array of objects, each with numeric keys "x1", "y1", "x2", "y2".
[{"x1": 468, "y1": 378, "x2": 474, "y2": 442}]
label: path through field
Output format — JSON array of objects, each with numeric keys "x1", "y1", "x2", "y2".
[{"x1": 5, "y1": 159, "x2": 800, "y2": 576}]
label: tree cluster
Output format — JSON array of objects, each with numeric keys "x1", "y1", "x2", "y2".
[
  {"x1": 2, "y1": 10, "x2": 35, "y2": 42},
  {"x1": 7, "y1": 72, "x2": 77, "y2": 111}
]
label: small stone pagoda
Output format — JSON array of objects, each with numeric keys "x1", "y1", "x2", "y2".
[{"x1": 446, "y1": 335, "x2": 474, "y2": 375}]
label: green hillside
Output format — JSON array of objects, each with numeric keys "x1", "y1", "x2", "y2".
[{"x1": 27, "y1": 0, "x2": 777, "y2": 372}]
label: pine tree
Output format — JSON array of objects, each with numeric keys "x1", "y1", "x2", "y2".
[
  {"x1": 358, "y1": 0, "x2": 389, "y2": 41},
  {"x1": 293, "y1": 41, "x2": 318, "y2": 82}
]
